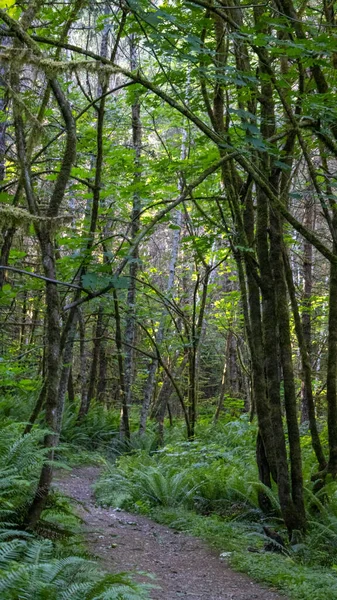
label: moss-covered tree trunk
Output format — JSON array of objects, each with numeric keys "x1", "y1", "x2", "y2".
[
  {"x1": 270, "y1": 211, "x2": 306, "y2": 532},
  {"x1": 327, "y1": 240, "x2": 337, "y2": 475}
]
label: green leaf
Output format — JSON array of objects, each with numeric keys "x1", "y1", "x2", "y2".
[{"x1": 81, "y1": 273, "x2": 129, "y2": 292}]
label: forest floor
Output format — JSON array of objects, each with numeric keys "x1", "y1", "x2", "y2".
[{"x1": 55, "y1": 466, "x2": 288, "y2": 600}]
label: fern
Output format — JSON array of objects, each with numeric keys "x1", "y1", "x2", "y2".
[
  {"x1": 0, "y1": 426, "x2": 150, "y2": 599},
  {"x1": 0, "y1": 538, "x2": 151, "y2": 599}
]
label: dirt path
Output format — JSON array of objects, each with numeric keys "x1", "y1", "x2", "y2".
[{"x1": 55, "y1": 467, "x2": 287, "y2": 600}]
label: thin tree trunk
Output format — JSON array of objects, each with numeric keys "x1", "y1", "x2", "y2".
[
  {"x1": 121, "y1": 35, "x2": 142, "y2": 436},
  {"x1": 256, "y1": 431, "x2": 273, "y2": 513},
  {"x1": 301, "y1": 193, "x2": 314, "y2": 423},
  {"x1": 77, "y1": 308, "x2": 88, "y2": 415},
  {"x1": 67, "y1": 367, "x2": 75, "y2": 404},
  {"x1": 156, "y1": 377, "x2": 173, "y2": 446},
  {"x1": 81, "y1": 306, "x2": 104, "y2": 416},
  {"x1": 326, "y1": 242, "x2": 337, "y2": 475},
  {"x1": 213, "y1": 333, "x2": 231, "y2": 423},
  {"x1": 283, "y1": 247, "x2": 326, "y2": 471},
  {"x1": 19, "y1": 291, "x2": 28, "y2": 350},
  {"x1": 97, "y1": 324, "x2": 108, "y2": 403},
  {"x1": 57, "y1": 310, "x2": 78, "y2": 428},
  {"x1": 113, "y1": 289, "x2": 131, "y2": 441},
  {"x1": 0, "y1": 36, "x2": 11, "y2": 289},
  {"x1": 188, "y1": 266, "x2": 210, "y2": 439},
  {"x1": 77, "y1": 11, "x2": 111, "y2": 419}
]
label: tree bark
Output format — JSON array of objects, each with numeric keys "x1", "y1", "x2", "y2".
[
  {"x1": 326, "y1": 241, "x2": 337, "y2": 475},
  {"x1": 283, "y1": 247, "x2": 326, "y2": 471},
  {"x1": 121, "y1": 34, "x2": 142, "y2": 436},
  {"x1": 113, "y1": 289, "x2": 131, "y2": 442},
  {"x1": 270, "y1": 210, "x2": 306, "y2": 532},
  {"x1": 300, "y1": 193, "x2": 314, "y2": 423},
  {"x1": 57, "y1": 310, "x2": 78, "y2": 428}
]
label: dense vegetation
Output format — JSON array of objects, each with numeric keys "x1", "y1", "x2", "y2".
[{"x1": 1, "y1": 0, "x2": 337, "y2": 597}]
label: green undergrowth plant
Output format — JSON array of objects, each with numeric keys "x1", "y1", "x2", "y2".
[
  {"x1": 0, "y1": 391, "x2": 36, "y2": 425},
  {"x1": 60, "y1": 402, "x2": 120, "y2": 451},
  {"x1": 95, "y1": 415, "x2": 337, "y2": 600},
  {"x1": 0, "y1": 422, "x2": 152, "y2": 599},
  {"x1": 0, "y1": 537, "x2": 152, "y2": 599},
  {"x1": 0, "y1": 423, "x2": 47, "y2": 530},
  {"x1": 231, "y1": 551, "x2": 337, "y2": 600},
  {"x1": 96, "y1": 415, "x2": 263, "y2": 519}
]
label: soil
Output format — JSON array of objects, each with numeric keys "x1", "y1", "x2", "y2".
[{"x1": 55, "y1": 466, "x2": 287, "y2": 600}]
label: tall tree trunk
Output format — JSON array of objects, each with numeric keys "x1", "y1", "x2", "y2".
[
  {"x1": 26, "y1": 230, "x2": 62, "y2": 528},
  {"x1": 14, "y1": 13, "x2": 77, "y2": 526},
  {"x1": 270, "y1": 211, "x2": 306, "y2": 532},
  {"x1": 0, "y1": 36, "x2": 11, "y2": 290},
  {"x1": 326, "y1": 239, "x2": 337, "y2": 475},
  {"x1": 80, "y1": 306, "x2": 104, "y2": 418},
  {"x1": 97, "y1": 324, "x2": 108, "y2": 403},
  {"x1": 121, "y1": 35, "x2": 142, "y2": 436},
  {"x1": 113, "y1": 289, "x2": 131, "y2": 442},
  {"x1": 77, "y1": 10, "x2": 111, "y2": 420},
  {"x1": 57, "y1": 310, "x2": 78, "y2": 428},
  {"x1": 188, "y1": 266, "x2": 210, "y2": 439},
  {"x1": 301, "y1": 193, "x2": 314, "y2": 423},
  {"x1": 67, "y1": 367, "x2": 75, "y2": 404},
  {"x1": 283, "y1": 248, "x2": 326, "y2": 471},
  {"x1": 78, "y1": 309, "x2": 88, "y2": 414},
  {"x1": 213, "y1": 333, "x2": 231, "y2": 423}
]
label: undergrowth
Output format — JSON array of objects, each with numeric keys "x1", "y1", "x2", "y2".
[
  {"x1": 95, "y1": 414, "x2": 337, "y2": 600},
  {"x1": 1, "y1": 392, "x2": 335, "y2": 600},
  {"x1": 0, "y1": 422, "x2": 151, "y2": 599}
]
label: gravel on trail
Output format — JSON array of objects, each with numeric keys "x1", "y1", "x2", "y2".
[{"x1": 55, "y1": 466, "x2": 287, "y2": 600}]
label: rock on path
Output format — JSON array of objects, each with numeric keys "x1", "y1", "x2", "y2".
[{"x1": 55, "y1": 466, "x2": 287, "y2": 600}]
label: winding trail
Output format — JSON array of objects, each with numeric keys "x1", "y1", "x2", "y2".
[{"x1": 55, "y1": 466, "x2": 287, "y2": 600}]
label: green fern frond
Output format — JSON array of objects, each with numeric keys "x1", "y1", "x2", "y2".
[{"x1": 0, "y1": 539, "x2": 26, "y2": 565}]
